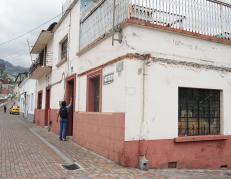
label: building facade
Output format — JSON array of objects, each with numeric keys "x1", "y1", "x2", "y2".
[
  {"x1": 16, "y1": 73, "x2": 37, "y2": 121},
  {"x1": 30, "y1": 0, "x2": 231, "y2": 169}
]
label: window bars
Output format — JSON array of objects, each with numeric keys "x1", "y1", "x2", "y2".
[
  {"x1": 80, "y1": 0, "x2": 231, "y2": 49},
  {"x1": 178, "y1": 88, "x2": 220, "y2": 136}
]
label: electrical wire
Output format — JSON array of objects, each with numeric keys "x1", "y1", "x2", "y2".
[{"x1": 0, "y1": 12, "x2": 62, "y2": 47}]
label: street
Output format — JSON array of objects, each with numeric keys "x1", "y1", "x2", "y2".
[{"x1": 1, "y1": 111, "x2": 231, "y2": 179}]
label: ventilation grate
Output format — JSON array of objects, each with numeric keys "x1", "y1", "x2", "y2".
[
  {"x1": 62, "y1": 163, "x2": 80, "y2": 170},
  {"x1": 168, "y1": 162, "x2": 177, "y2": 169},
  {"x1": 220, "y1": 165, "x2": 228, "y2": 169}
]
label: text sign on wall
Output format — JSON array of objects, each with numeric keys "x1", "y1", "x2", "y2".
[{"x1": 104, "y1": 73, "x2": 114, "y2": 85}]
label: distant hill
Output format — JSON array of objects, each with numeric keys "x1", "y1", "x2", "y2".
[{"x1": 0, "y1": 59, "x2": 28, "y2": 77}]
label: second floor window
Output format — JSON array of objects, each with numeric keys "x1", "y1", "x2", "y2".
[{"x1": 61, "y1": 38, "x2": 68, "y2": 60}]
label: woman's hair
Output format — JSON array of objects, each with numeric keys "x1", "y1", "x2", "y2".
[{"x1": 61, "y1": 101, "x2": 66, "y2": 107}]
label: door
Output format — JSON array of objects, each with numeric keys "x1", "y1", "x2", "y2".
[
  {"x1": 45, "y1": 88, "x2": 51, "y2": 126},
  {"x1": 66, "y1": 76, "x2": 76, "y2": 136}
]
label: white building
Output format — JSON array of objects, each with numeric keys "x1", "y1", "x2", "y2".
[
  {"x1": 30, "y1": 0, "x2": 231, "y2": 169},
  {"x1": 16, "y1": 73, "x2": 37, "y2": 121}
]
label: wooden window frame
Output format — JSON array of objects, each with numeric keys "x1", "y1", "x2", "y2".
[
  {"x1": 60, "y1": 36, "x2": 68, "y2": 61},
  {"x1": 86, "y1": 70, "x2": 102, "y2": 112}
]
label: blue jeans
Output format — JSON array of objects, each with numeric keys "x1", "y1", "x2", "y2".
[{"x1": 59, "y1": 120, "x2": 67, "y2": 139}]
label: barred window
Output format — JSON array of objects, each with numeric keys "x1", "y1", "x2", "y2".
[
  {"x1": 61, "y1": 38, "x2": 68, "y2": 60},
  {"x1": 178, "y1": 88, "x2": 220, "y2": 136}
]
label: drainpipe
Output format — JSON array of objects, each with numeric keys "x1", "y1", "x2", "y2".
[
  {"x1": 33, "y1": 80, "x2": 38, "y2": 124},
  {"x1": 67, "y1": 9, "x2": 72, "y2": 76},
  {"x1": 138, "y1": 55, "x2": 150, "y2": 171}
]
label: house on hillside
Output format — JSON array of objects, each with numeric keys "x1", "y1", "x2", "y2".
[
  {"x1": 15, "y1": 72, "x2": 37, "y2": 121},
  {"x1": 0, "y1": 79, "x2": 10, "y2": 98},
  {"x1": 30, "y1": 0, "x2": 231, "y2": 169}
]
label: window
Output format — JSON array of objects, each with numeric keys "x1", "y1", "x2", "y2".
[
  {"x1": 178, "y1": 88, "x2": 220, "y2": 136},
  {"x1": 87, "y1": 71, "x2": 102, "y2": 112},
  {"x1": 60, "y1": 38, "x2": 68, "y2": 60},
  {"x1": 37, "y1": 91, "x2": 43, "y2": 109}
]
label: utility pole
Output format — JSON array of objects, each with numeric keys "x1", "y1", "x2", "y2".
[
  {"x1": 112, "y1": 0, "x2": 116, "y2": 46},
  {"x1": 27, "y1": 40, "x2": 33, "y2": 64}
]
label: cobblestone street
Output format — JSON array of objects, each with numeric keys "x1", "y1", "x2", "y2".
[{"x1": 1, "y1": 111, "x2": 231, "y2": 179}]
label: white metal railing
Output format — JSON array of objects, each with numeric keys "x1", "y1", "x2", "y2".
[
  {"x1": 29, "y1": 51, "x2": 53, "y2": 75},
  {"x1": 80, "y1": 0, "x2": 231, "y2": 49}
]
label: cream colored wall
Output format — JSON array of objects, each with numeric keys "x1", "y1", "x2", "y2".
[
  {"x1": 18, "y1": 78, "x2": 37, "y2": 115},
  {"x1": 76, "y1": 25, "x2": 231, "y2": 141},
  {"x1": 33, "y1": 1, "x2": 231, "y2": 141},
  {"x1": 124, "y1": 25, "x2": 231, "y2": 67},
  {"x1": 49, "y1": 1, "x2": 80, "y2": 109}
]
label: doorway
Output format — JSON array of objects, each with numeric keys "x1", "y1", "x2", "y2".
[
  {"x1": 37, "y1": 91, "x2": 43, "y2": 109},
  {"x1": 45, "y1": 88, "x2": 51, "y2": 126},
  {"x1": 87, "y1": 71, "x2": 102, "y2": 112},
  {"x1": 65, "y1": 75, "x2": 76, "y2": 136}
]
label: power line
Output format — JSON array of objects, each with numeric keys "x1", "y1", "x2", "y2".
[{"x1": 0, "y1": 13, "x2": 62, "y2": 47}]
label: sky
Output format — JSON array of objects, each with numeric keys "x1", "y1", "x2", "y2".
[
  {"x1": 0, "y1": 0, "x2": 63, "y2": 68},
  {"x1": 0, "y1": 0, "x2": 231, "y2": 68}
]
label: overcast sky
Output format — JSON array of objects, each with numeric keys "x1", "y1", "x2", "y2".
[{"x1": 0, "y1": 0, "x2": 63, "y2": 67}]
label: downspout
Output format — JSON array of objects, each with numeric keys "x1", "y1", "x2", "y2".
[
  {"x1": 67, "y1": 8, "x2": 72, "y2": 76},
  {"x1": 34, "y1": 80, "x2": 38, "y2": 124},
  {"x1": 138, "y1": 59, "x2": 146, "y2": 155},
  {"x1": 138, "y1": 54, "x2": 150, "y2": 170}
]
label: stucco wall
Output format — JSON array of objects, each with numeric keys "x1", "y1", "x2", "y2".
[
  {"x1": 77, "y1": 59, "x2": 140, "y2": 114},
  {"x1": 133, "y1": 61, "x2": 231, "y2": 141},
  {"x1": 37, "y1": 75, "x2": 49, "y2": 109},
  {"x1": 75, "y1": 24, "x2": 231, "y2": 141},
  {"x1": 124, "y1": 25, "x2": 231, "y2": 66},
  {"x1": 49, "y1": 1, "x2": 80, "y2": 109},
  {"x1": 18, "y1": 78, "x2": 37, "y2": 115},
  {"x1": 122, "y1": 59, "x2": 231, "y2": 141}
]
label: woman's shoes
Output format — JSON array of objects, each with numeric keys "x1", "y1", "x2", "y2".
[{"x1": 59, "y1": 137, "x2": 67, "y2": 141}]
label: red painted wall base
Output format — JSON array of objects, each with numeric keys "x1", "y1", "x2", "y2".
[
  {"x1": 49, "y1": 109, "x2": 59, "y2": 134},
  {"x1": 122, "y1": 137, "x2": 231, "y2": 169},
  {"x1": 35, "y1": 109, "x2": 45, "y2": 127},
  {"x1": 73, "y1": 112, "x2": 125, "y2": 163},
  {"x1": 46, "y1": 110, "x2": 231, "y2": 169}
]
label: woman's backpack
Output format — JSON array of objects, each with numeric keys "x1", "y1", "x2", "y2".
[{"x1": 59, "y1": 106, "x2": 68, "y2": 118}]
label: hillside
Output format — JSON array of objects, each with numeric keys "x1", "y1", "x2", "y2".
[{"x1": 0, "y1": 59, "x2": 28, "y2": 77}]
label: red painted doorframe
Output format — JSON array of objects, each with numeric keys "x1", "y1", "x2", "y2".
[
  {"x1": 45, "y1": 87, "x2": 51, "y2": 126},
  {"x1": 65, "y1": 73, "x2": 76, "y2": 136}
]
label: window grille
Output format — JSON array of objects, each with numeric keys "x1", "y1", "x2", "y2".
[
  {"x1": 178, "y1": 88, "x2": 220, "y2": 136},
  {"x1": 61, "y1": 38, "x2": 68, "y2": 60}
]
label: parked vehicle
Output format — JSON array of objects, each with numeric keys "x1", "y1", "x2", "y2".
[{"x1": 10, "y1": 106, "x2": 20, "y2": 115}]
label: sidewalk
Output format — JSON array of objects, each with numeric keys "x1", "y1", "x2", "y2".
[
  {"x1": 32, "y1": 122, "x2": 231, "y2": 179},
  {"x1": 1, "y1": 112, "x2": 231, "y2": 179}
]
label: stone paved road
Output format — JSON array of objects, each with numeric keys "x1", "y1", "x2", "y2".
[{"x1": 1, "y1": 110, "x2": 231, "y2": 179}]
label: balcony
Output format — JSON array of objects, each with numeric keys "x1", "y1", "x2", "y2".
[
  {"x1": 29, "y1": 52, "x2": 52, "y2": 79},
  {"x1": 80, "y1": 0, "x2": 231, "y2": 50}
]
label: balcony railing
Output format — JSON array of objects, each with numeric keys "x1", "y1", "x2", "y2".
[
  {"x1": 29, "y1": 52, "x2": 52, "y2": 75},
  {"x1": 80, "y1": 0, "x2": 231, "y2": 49}
]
